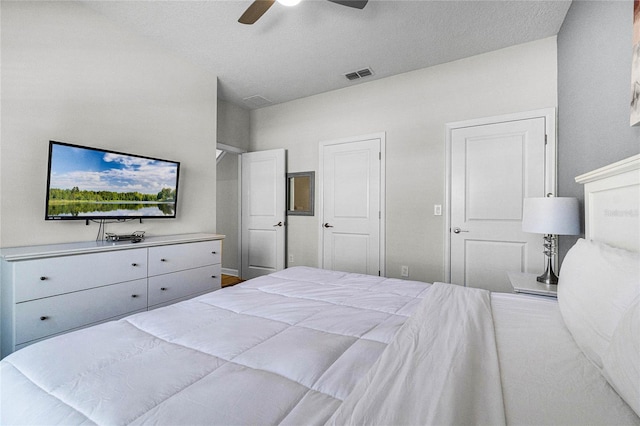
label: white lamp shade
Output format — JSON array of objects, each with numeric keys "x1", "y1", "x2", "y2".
[{"x1": 522, "y1": 197, "x2": 580, "y2": 235}]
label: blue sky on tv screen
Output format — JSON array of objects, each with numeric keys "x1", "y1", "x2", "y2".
[{"x1": 49, "y1": 144, "x2": 178, "y2": 195}]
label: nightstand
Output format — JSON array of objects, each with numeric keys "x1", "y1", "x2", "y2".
[{"x1": 508, "y1": 272, "x2": 558, "y2": 298}]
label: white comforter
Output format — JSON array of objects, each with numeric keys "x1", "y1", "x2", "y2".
[
  {"x1": 1, "y1": 267, "x2": 432, "y2": 425},
  {"x1": 328, "y1": 282, "x2": 505, "y2": 425},
  {"x1": 4, "y1": 266, "x2": 636, "y2": 425}
]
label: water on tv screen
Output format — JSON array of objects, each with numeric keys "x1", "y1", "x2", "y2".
[{"x1": 45, "y1": 141, "x2": 180, "y2": 220}]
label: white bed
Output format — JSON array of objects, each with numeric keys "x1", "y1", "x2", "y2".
[{"x1": 1, "y1": 155, "x2": 639, "y2": 425}]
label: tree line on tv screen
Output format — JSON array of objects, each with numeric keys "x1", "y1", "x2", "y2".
[{"x1": 48, "y1": 187, "x2": 176, "y2": 203}]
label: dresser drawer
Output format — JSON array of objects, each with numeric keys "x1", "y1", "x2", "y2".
[
  {"x1": 13, "y1": 249, "x2": 148, "y2": 302},
  {"x1": 148, "y1": 264, "x2": 221, "y2": 307},
  {"x1": 15, "y1": 278, "x2": 148, "y2": 345},
  {"x1": 148, "y1": 240, "x2": 221, "y2": 276}
]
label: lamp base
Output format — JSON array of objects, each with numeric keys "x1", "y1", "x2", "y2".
[{"x1": 537, "y1": 256, "x2": 558, "y2": 285}]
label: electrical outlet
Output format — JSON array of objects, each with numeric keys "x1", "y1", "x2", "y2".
[
  {"x1": 289, "y1": 254, "x2": 294, "y2": 263},
  {"x1": 401, "y1": 265, "x2": 409, "y2": 277},
  {"x1": 434, "y1": 204, "x2": 442, "y2": 216}
]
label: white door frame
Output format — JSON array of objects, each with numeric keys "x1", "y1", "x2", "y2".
[
  {"x1": 318, "y1": 132, "x2": 387, "y2": 276},
  {"x1": 443, "y1": 108, "x2": 557, "y2": 283},
  {"x1": 216, "y1": 142, "x2": 247, "y2": 277}
]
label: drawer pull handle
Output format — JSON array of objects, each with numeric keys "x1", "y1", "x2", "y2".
[
  {"x1": 40, "y1": 316, "x2": 49, "y2": 321},
  {"x1": 40, "y1": 276, "x2": 47, "y2": 281},
  {"x1": 131, "y1": 263, "x2": 138, "y2": 267},
  {"x1": 160, "y1": 287, "x2": 167, "y2": 291},
  {"x1": 131, "y1": 294, "x2": 139, "y2": 298},
  {"x1": 160, "y1": 259, "x2": 167, "y2": 262},
  {"x1": 211, "y1": 275, "x2": 217, "y2": 279}
]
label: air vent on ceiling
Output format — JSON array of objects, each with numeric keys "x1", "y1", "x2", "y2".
[
  {"x1": 345, "y1": 67, "x2": 374, "y2": 81},
  {"x1": 242, "y1": 95, "x2": 273, "y2": 108}
]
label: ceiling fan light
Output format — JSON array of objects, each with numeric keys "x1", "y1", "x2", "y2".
[{"x1": 277, "y1": 0, "x2": 301, "y2": 6}]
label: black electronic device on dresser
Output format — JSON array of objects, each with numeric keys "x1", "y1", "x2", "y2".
[{"x1": 105, "y1": 231, "x2": 146, "y2": 243}]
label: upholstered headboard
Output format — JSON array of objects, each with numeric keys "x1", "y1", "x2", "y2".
[{"x1": 575, "y1": 154, "x2": 640, "y2": 252}]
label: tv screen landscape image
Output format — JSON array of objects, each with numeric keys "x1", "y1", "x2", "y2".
[{"x1": 45, "y1": 141, "x2": 180, "y2": 220}]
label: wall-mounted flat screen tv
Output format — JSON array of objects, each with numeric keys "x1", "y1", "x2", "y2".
[{"x1": 45, "y1": 141, "x2": 180, "y2": 220}]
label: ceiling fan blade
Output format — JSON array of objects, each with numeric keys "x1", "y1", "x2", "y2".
[
  {"x1": 326, "y1": 0, "x2": 368, "y2": 9},
  {"x1": 239, "y1": 0, "x2": 276, "y2": 24}
]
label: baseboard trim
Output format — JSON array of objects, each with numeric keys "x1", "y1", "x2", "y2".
[{"x1": 221, "y1": 268, "x2": 239, "y2": 277}]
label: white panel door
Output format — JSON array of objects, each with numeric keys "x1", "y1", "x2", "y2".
[
  {"x1": 321, "y1": 137, "x2": 382, "y2": 276},
  {"x1": 450, "y1": 117, "x2": 547, "y2": 292},
  {"x1": 241, "y1": 149, "x2": 286, "y2": 279}
]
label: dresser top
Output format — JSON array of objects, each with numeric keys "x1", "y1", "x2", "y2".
[{"x1": 0, "y1": 233, "x2": 225, "y2": 261}]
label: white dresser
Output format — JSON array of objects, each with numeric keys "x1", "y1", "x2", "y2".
[{"x1": 0, "y1": 233, "x2": 224, "y2": 357}]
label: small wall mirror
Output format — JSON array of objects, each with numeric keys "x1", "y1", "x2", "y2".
[{"x1": 287, "y1": 171, "x2": 315, "y2": 216}]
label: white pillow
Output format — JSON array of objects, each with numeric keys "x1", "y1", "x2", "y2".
[
  {"x1": 602, "y1": 296, "x2": 640, "y2": 417},
  {"x1": 558, "y1": 238, "x2": 640, "y2": 369}
]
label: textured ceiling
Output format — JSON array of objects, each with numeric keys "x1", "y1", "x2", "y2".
[{"x1": 83, "y1": 0, "x2": 572, "y2": 109}]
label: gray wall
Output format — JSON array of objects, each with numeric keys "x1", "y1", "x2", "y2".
[
  {"x1": 0, "y1": 1, "x2": 218, "y2": 248},
  {"x1": 251, "y1": 38, "x2": 558, "y2": 282},
  {"x1": 557, "y1": 0, "x2": 640, "y2": 263}
]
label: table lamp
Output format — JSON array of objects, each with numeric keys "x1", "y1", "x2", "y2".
[{"x1": 522, "y1": 196, "x2": 580, "y2": 285}]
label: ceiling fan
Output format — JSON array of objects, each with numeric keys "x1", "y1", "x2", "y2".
[{"x1": 238, "y1": 0, "x2": 368, "y2": 25}]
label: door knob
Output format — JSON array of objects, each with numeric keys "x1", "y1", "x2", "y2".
[
  {"x1": 273, "y1": 222, "x2": 283, "y2": 227},
  {"x1": 452, "y1": 227, "x2": 469, "y2": 234},
  {"x1": 323, "y1": 223, "x2": 334, "y2": 228}
]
